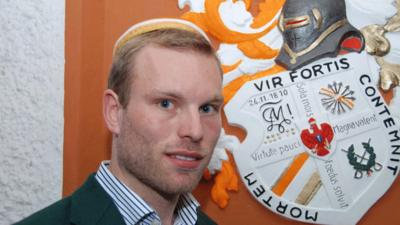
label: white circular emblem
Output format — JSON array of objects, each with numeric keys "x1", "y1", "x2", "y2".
[{"x1": 225, "y1": 52, "x2": 400, "y2": 225}]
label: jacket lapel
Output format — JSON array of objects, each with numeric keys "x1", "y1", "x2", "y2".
[{"x1": 69, "y1": 174, "x2": 126, "y2": 225}]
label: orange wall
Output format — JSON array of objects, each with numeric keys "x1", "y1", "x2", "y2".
[{"x1": 64, "y1": 1, "x2": 399, "y2": 224}]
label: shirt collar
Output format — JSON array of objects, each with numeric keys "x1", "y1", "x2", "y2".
[{"x1": 95, "y1": 161, "x2": 200, "y2": 225}]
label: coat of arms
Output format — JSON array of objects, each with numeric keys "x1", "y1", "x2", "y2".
[{"x1": 178, "y1": 0, "x2": 400, "y2": 224}]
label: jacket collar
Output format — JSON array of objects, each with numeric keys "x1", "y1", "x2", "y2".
[{"x1": 69, "y1": 174, "x2": 126, "y2": 225}]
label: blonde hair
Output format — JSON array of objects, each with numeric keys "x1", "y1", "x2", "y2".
[{"x1": 108, "y1": 21, "x2": 220, "y2": 108}]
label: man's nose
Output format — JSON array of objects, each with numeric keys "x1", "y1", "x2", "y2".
[{"x1": 178, "y1": 108, "x2": 204, "y2": 142}]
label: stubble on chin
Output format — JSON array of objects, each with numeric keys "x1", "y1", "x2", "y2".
[
  {"x1": 116, "y1": 131, "x2": 207, "y2": 197},
  {"x1": 119, "y1": 146, "x2": 205, "y2": 196}
]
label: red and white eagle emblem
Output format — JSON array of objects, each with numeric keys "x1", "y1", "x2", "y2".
[{"x1": 300, "y1": 118, "x2": 334, "y2": 157}]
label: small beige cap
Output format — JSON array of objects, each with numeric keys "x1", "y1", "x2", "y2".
[{"x1": 113, "y1": 18, "x2": 210, "y2": 55}]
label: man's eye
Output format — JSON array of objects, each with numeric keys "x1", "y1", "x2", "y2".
[
  {"x1": 159, "y1": 99, "x2": 173, "y2": 109},
  {"x1": 200, "y1": 104, "x2": 217, "y2": 114}
]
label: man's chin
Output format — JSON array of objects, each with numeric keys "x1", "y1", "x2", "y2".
[{"x1": 161, "y1": 176, "x2": 202, "y2": 194}]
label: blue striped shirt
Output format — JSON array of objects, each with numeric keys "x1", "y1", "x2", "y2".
[{"x1": 95, "y1": 161, "x2": 200, "y2": 225}]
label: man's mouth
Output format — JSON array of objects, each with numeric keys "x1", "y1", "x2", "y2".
[
  {"x1": 167, "y1": 152, "x2": 204, "y2": 170},
  {"x1": 173, "y1": 155, "x2": 197, "y2": 161}
]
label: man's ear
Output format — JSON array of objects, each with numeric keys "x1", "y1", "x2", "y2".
[{"x1": 103, "y1": 89, "x2": 122, "y2": 135}]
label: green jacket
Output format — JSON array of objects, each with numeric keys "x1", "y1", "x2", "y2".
[{"x1": 15, "y1": 174, "x2": 217, "y2": 225}]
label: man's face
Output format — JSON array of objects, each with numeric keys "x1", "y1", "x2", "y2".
[{"x1": 115, "y1": 45, "x2": 223, "y2": 196}]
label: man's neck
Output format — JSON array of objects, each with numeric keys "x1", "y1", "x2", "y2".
[
  {"x1": 140, "y1": 188, "x2": 180, "y2": 225},
  {"x1": 109, "y1": 161, "x2": 180, "y2": 225}
]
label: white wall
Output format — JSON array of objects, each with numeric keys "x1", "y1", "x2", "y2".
[{"x1": 0, "y1": 0, "x2": 65, "y2": 224}]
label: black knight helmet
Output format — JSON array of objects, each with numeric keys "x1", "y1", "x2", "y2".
[{"x1": 275, "y1": 0, "x2": 364, "y2": 70}]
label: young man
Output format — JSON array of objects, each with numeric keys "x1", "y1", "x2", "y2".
[{"x1": 16, "y1": 18, "x2": 223, "y2": 225}]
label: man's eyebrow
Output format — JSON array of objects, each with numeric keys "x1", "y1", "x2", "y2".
[
  {"x1": 203, "y1": 95, "x2": 224, "y2": 108},
  {"x1": 151, "y1": 87, "x2": 223, "y2": 98},
  {"x1": 148, "y1": 89, "x2": 183, "y2": 99},
  {"x1": 210, "y1": 95, "x2": 224, "y2": 104},
  {"x1": 148, "y1": 87, "x2": 224, "y2": 104}
]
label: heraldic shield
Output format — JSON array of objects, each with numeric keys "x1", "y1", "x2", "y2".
[
  {"x1": 225, "y1": 52, "x2": 400, "y2": 225},
  {"x1": 177, "y1": 0, "x2": 400, "y2": 224}
]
